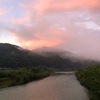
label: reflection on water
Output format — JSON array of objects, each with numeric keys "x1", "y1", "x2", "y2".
[{"x1": 0, "y1": 73, "x2": 89, "y2": 100}]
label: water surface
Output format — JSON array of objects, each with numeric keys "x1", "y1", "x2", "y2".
[{"x1": 0, "y1": 72, "x2": 89, "y2": 100}]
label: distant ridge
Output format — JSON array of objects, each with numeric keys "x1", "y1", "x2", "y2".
[
  {"x1": 0, "y1": 43, "x2": 99, "y2": 70},
  {"x1": 33, "y1": 47, "x2": 92, "y2": 61}
]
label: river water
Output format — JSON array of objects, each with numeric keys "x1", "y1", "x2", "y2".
[{"x1": 0, "y1": 72, "x2": 89, "y2": 100}]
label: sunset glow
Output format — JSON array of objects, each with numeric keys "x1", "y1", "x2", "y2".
[{"x1": 0, "y1": 0, "x2": 100, "y2": 60}]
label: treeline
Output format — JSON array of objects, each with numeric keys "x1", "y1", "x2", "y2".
[
  {"x1": 0, "y1": 43, "x2": 98, "y2": 70},
  {"x1": 76, "y1": 65, "x2": 100, "y2": 100},
  {"x1": 0, "y1": 67, "x2": 54, "y2": 88}
]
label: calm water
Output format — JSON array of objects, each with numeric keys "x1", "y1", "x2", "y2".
[{"x1": 0, "y1": 72, "x2": 89, "y2": 100}]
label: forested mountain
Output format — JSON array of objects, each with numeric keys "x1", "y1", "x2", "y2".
[{"x1": 0, "y1": 43, "x2": 99, "y2": 70}]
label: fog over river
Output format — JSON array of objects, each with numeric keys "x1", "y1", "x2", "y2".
[{"x1": 0, "y1": 72, "x2": 89, "y2": 100}]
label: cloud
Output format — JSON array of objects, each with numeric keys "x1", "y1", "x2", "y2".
[
  {"x1": 7, "y1": 10, "x2": 100, "y2": 53},
  {"x1": 76, "y1": 21, "x2": 100, "y2": 30},
  {"x1": 7, "y1": 19, "x2": 64, "y2": 49},
  {"x1": 1, "y1": 0, "x2": 100, "y2": 60},
  {"x1": 0, "y1": 8, "x2": 5, "y2": 16},
  {"x1": 0, "y1": 0, "x2": 8, "y2": 2},
  {"x1": 18, "y1": 39, "x2": 62, "y2": 49},
  {"x1": 22, "y1": 0, "x2": 100, "y2": 15},
  {"x1": 11, "y1": 11, "x2": 32, "y2": 25}
]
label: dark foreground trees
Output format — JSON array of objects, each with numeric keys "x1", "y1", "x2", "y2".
[
  {"x1": 76, "y1": 65, "x2": 100, "y2": 100},
  {"x1": 0, "y1": 67, "x2": 54, "y2": 88}
]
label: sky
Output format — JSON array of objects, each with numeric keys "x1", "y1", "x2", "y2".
[{"x1": 0, "y1": 0, "x2": 100, "y2": 60}]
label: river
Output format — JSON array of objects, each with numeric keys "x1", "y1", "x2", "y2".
[{"x1": 0, "y1": 72, "x2": 89, "y2": 100}]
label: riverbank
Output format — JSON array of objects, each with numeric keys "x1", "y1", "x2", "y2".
[
  {"x1": 75, "y1": 65, "x2": 100, "y2": 100},
  {"x1": 0, "y1": 72, "x2": 88, "y2": 100},
  {"x1": 0, "y1": 67, "x2": 54, "y2": 88}
]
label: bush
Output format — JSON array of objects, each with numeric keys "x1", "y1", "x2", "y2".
[
  {"x1": 76, "y1": 65, "x2": 100, "y2": 100},
  {"x1": 0, "y1": 67, "x2": 54, "y2": 88}
]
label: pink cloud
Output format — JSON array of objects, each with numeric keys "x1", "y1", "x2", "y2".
[
  {"x1": 19, "y1": 39, "x2": 62, "y2": 50},
  {"x1": 2, "y1": 0, "x2": 100, "y2": 60},
  {"x1": 8, "y1": 25, "x2": 64, "y2": 49},
  {"x1": 0, "y1": 8, "x2": 5, "y2": 16},
  {"x1": 15, "y1": 31, "x2": 63, "y2": 49},
  {"x1": 11, "y1": 11, "x2": 32, "y2": 25},
  {"x1": 22, "y1": 0, "x2": 100, "y2": 15}
]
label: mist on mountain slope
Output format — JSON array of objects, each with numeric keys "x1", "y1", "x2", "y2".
[{"x1": 0, "y1": 43, "x2": 99, "y2": 70}]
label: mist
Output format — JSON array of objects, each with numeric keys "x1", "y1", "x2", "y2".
[{"x1": 0, "y1": 0, "x2": 100, "y2": 61}]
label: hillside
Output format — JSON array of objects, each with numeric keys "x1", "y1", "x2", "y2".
[{"x1": 0, "y1": 43, "x2": 99, "y2": 70}]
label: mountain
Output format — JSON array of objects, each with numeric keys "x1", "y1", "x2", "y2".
[
  {"x1": 0, "y1": 43, "x2": 99, "y2": 70},
  {"x1": 33, "y1": 47, "x2": 83, "y2": 61}
]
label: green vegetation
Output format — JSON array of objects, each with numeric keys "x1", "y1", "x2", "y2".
[
  {"x1": 0, "y1": 67, "x2": 54, "y2": 88},
  {"x1": 0, "y1": 43, "x2": 98, "y2": 70},
  {"x1": 76, "y1": 65, "x2": 100, "y2": 100}
]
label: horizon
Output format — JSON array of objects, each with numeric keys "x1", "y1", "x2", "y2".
[
  {"x1": 0, "y1": 0, "x2": 100, "y2": 60},
  {"x1": 0, "y1": 42, "x2": 99, "y2": 62}
]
